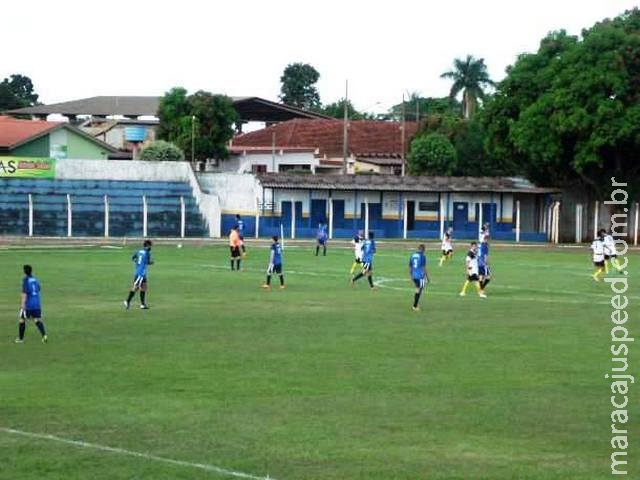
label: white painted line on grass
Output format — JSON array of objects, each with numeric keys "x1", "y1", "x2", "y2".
[{"x1": 0, "y1": 427, "x2": 276, "y2": 480}]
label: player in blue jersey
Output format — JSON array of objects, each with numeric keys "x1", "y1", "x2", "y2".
[
  {"x1": 351, "y1": 231, "x2": 377, "y2": 289},
  {"x1": 124, "y1": 239, "x2": 154, "y2": 309},
  {"x1": 16, "y1": 265, "x2": 47, "y2": 343},
  {"x1": 478, "y1": 233, "x2": 492, "y2": 296},
  {"x1": 315, "y1": 222, "x2": 328, "y2": 256},
  {"x1": 409, "y1": 244, "x2": 431, "y2": 311},
  {"x1": 235, "y1": 214, "x2": 247, "y2": 257},
  {"x1": 262, "y1": 235, "x2": 285, "y2": 289}
]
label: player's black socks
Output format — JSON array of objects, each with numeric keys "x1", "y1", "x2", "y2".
[
  {"x1": 126, "y1": 291, "x2": 135, "y2": 303},
  {"x1": 18, "y1": 322, "x2": 25, "y2": 339},
  {"x1": 242, "y1": 245, "x2": 246, "y2": 253},
  {"x1": 236, "y1": 259, "x2": 241, "y2": 270},
  {"x1": 279, "y1": 275, "x2": 284, "y2": 286},
  {"x1": 353, "y1": 272, "x2": 364, "y2": 282},
  {"x1": 35, "y1": 320, "x2": 46, "y2": 336},
  {"x1": 315, "y1": 246, "x2": 319, "y2": 256},
  {"x1": 323, "y1": 246, "x2": 326, "y2": 256},
  {"x1": 367, "y1": 276, "x2": 374, "y2": 288},
  {"x1": 266, "y1": 275, "x2": 271, "y2": 285},
  {"x1": 413, "y1": 293, "x2": 420, "y2": 307},
  {"x1": 230, "y1": 259, "x2": 235, "y2": 270},
  {"x1": 481, "y1": 279, "x2": 490, "y2": 289},
  {"x1": 140, "y1": 291, "x2": 146, "y2": 305}
]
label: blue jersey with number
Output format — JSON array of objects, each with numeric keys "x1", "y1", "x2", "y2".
[
  {"x1": 22, "y1": 276, "x2": 41, "y2": 310},
  {"x1": 362, "y1": 239, "x2": 376, "y2": 263},
  {"x1": 271, "y1": 242, "x2": 283, "y2": 265},
  {"x1": 409, "y1": 252, "x2": 426, "y2": 280},
  {"x1": 478, "y1": 242, "x2": 489, "y2": 267},
  {"x1": 133, "y1": 248, "x2": 152, "y2": 276}
]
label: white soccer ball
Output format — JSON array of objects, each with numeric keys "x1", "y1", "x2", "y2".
[{"x1": 177, "y1": 244, "x2": 183, "y2": 249}]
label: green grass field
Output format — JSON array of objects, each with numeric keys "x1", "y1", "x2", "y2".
[{"x1": 1, "y1": 239, "x2": 638, "y2": 479}]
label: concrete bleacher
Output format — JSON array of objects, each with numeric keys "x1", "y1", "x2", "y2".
[{"x1": 0, "y1": 178, "x2": 207, "y2": 237}]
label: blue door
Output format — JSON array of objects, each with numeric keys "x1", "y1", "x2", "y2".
[
  {"x1": 332, "y1": 200, "x2": 345, "y2": 228},
  {"x1": 475, "y1": 203, "x2": 497, "y2": 226},
  {"x1": 281, "y1": 201, "x2": 292, "y2": 237},
  {"x1": 453, "y1": 202, "x2": 468, "y2": 232},
  {"x1": 310, "y1": 199, "x2": 327, "y2": 227}
]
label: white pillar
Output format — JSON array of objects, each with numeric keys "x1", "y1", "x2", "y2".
[
  {"x1": 634, "y1": 202, "x2": 639, "y2": 247},
  {"x1": 143, "y1": 195, "x2": 148, "y2": 238},
  {"x1": 477, "y1": 202, "x2": 483, "y2": 240},
  {"x1": 553, "y1": 201, "x2": 560, "y2": 244},
  {"x1": 67, "y1": 193, "x2": 72, "y2": 238},
  {"x1": 28, "y1": 193, "x2": 33, "y2": 237},
  {"x1": 290, "y1": 197, "x2": 295, "y2": 239},
  {"x1": 104, "y1": 195, "x2": 110, "y2": 238},
  {"x1": 328, "y1": 198, "x2": 334, "y2": 240},
  {"x1": 439, "y1": 195, "x2": 445, "y2": 240},
  {"x1": 364, "y1": 197, "x2": 370, "y2": 238},
  {"x1": 575, "y1": 203, "x2": 582, "y2": 243},
  {"x1": 515, "y1": 200, "x2": 521, "y2": 243},
  {"x1": 402, "y1": 198, "x2": 408, "y2": 240},
  {"x1": 593, "y1": 200, "x2": 599, "y2": 239},
  {"x1": 180, "y1": 196, "x2": 185, "y2": 238}
]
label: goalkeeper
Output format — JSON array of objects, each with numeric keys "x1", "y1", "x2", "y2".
[
  {"x1": 262, "y1": 235, "x2": 285, "y2": 289},
  {"x1": 16, "y1": 264, "x2": 48, "y2": 344}
]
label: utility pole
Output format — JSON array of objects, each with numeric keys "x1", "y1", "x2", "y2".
[
  {"x1": 342, "y1": 79, "x2": 349, "y2": 174},
  {"x1": 191, "y1": 115, "x2": 196, "y2": 164},
  {"x1": 401, "y1": 93, "x2": 406, "y2": 177}
]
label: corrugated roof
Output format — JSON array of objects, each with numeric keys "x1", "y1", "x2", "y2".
[
  {"x1": 257, "y1": 173, "x2": 559, "y2": 193},
  {"x1": 233, "y1": 119, "x2": 419, "y2": 158},
  {"x1": 5, "y1": 96, "x2": 331, "y2": 122}
]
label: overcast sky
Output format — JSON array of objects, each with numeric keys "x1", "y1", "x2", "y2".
[{"x1": 2, "y1": 0, "x2": 637, "y2": 114}]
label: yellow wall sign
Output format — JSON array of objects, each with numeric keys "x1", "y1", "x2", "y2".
[{"x1": 0, "y1": 157, "x2": 56, "y2": 178}]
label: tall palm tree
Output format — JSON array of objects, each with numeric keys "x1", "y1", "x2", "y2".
[{"x1": 440, "y1": 55, "x2": 494, "y2": 119}]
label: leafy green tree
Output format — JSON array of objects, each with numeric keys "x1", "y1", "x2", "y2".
[
  {"x1": 279, "y1": 63, "x2": 321, "y2": 110},
  {"x1": 157, "y1": 87, "x2": 238, "y2": 161},
  {"x1": 483, "y1": 8, "x2": 640, "y2": 197},
  {"x1": 139, "y1": 140, "x2": 185, "y2": 161},
  {"x1": 0, "y1": 74, "x2": 39, "y2": 111},
  {"x1": 441, "y1": 55, "x2": 493, "y2": 119},
  {"x1": 408, "y1": 133, "x2": 457, "y2": 175},
  {"x1": 388, "y1": 93, "x2": 460, "y2": 121},
  {"x1": 317, "y1": 99, "x2": 374, "y2": 119}
]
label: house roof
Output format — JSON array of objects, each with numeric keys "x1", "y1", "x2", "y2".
[
  {"x1": 0, "y1": 115, "x2": 118, "y2": 152},
  {"x1": 5, "y1": 96, "x2": 331, "y2": 122},
  {"x1": 233, "y1": 119, "x2": 419, "y2": 158},
  {"x1": 257, "y1": 173, "x2": 559, "y2": 194}
]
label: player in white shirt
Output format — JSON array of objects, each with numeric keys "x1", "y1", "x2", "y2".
[
  {"x1": 459, "y1": 241, "x2": 485, "y2": 298},
  {"x1": 479, "y1": 223, "x2": 490, "y2": 244},
  {"x1": 439, "y1": 227, "x2": 454, "y2": 267},
  {"x1": 349, "y1": 230, "x2": 365, "y2": 275},
  {"x1": 601, "y1": 228, "x2": 621, "y2": 274},
  {"x1": 591, "y1": 233, "x2": 605, "y2": 281}
]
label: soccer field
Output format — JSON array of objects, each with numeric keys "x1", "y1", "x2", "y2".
[{"x1": 1, "y1": 240, "x2": 638, "y2": 479}]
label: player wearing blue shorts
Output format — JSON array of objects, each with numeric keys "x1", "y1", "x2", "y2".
[
  {"x1": 16, "y1": 264, "x2": 47, "y2": 344},
  {"x1": 409, "y1": 244, "x2": 430, "y2": 311},
  {"x1": 351, "y1": 231, "x2": 377, "y2": 289},
  {"x1": 315, "y1": 222, "x2": 328, "y2": 256},
  {"x1": 262, "y1": 235, "x2": 285, "y2": 289},
  {"x1": 124, "y1": 239, "x2": 153, "y2": 309},
  {"x1": 478, "y1": 235, "x2": 492, "y2": 296}
]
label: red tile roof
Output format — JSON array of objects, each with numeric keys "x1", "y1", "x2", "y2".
[
  {"x1": 233, "y1": 119, "x2": 418, "y2": 158},
  {"x1": 0, "y1": 116, "x2": 61, "y2": 148}
]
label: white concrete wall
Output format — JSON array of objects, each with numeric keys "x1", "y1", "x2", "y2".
[
  {"x1": 198, "y1": 173, "x2": 262, "y2": 216},
  {"x1": 220, "y1": 151, "x2": 317, "y2": 173},
  {"x1": 55, "y1": 159, "x2": 220, "y2": 236}
]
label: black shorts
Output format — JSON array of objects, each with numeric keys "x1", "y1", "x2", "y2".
[
  {"x1": 594, "y1": 261, "x2": 605, "y2": 267},
  {"x1": 362, "y1": 262, "x2": 372, "y2": 273},
  {"x1": 24, "y1": 308, "x2": 42, "y2": 319},
  {"x1": 467, "y1": 274, "x2": 479, "y2": 282},
  {"x1": 317, "y1": 238, "x2": 327, "y2": 246},
  {"x1": 413, "y1": 278, "x2": 425, "y2": 289},
  {"x1": 133, "y1": 274, "x2": 147, "y2": 288},
  {"x1": 442, "y1": 249, "x2": 453, "y2": 256},
  {"x1": 230, "y1": 246, "x2": 241, "y2": 258},
  {"x1": 268, "y1": 263, "x2": 283, "y2": 274},
  {"x1": 354, "y1": 257, "x2": 362, "y2": 264}
]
